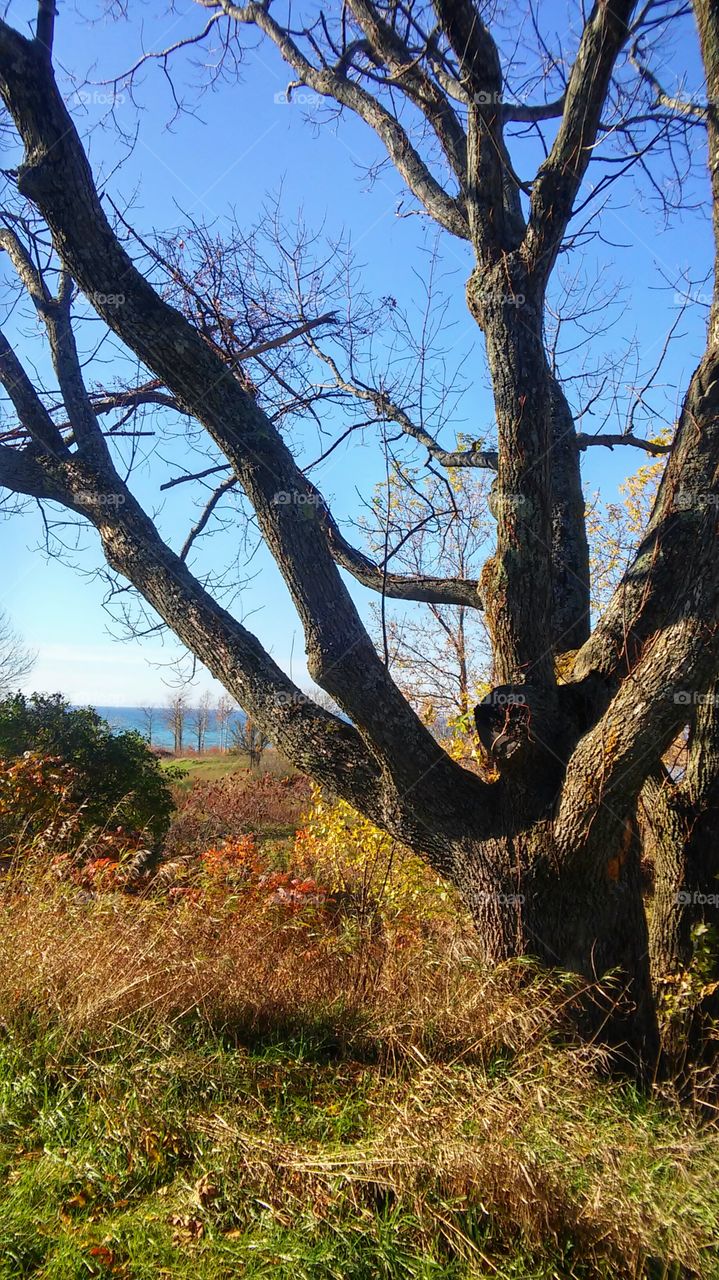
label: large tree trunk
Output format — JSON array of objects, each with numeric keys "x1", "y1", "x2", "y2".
[
  {"x1": 643, "y1": 689, "x2": 719, "y2": 1061},
  {"x1": 648, "y1": 691, "x2": 719, "y2": 976},
  {"x1": 457, "y1": 818, "x2": 659, "y2": 1071}
]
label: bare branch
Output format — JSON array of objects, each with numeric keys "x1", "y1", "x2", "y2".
[
  {"x1": 216, "y1": 1, "x2": 470, "y2": 238},
  {"x1": 523, "y1": 1, "x2": 636, "y2": 289},
  {"x1": 576, "y1": 431, "x2": 672, "y2": 455},
  {"x1": 180, "y1": 475, "x2": 239, "y2": 561},
  {"x1": 161, "y1": 463, "x2": 230, "y2": 492},
  {"x1": 35, "y1": 0, "x2": 56, "y2": 63}
]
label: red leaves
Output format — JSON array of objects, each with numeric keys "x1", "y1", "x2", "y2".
[{"x1": 0, "y1": 752, "x2": 88, "y2": 865}]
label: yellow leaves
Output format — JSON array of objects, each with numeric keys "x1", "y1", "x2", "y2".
[
  {"x1": 588, "y1": 429, "x2": 671, "y2": 616},
  {"x1": 294, "y1": 785, "x2": 455, "y2": 922}
]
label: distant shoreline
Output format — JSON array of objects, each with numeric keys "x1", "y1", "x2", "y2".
[{"x1": 92, "y1": 705, "x2": 244, "y2": 753}]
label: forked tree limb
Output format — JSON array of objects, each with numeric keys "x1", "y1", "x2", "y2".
[{"x1": 0, "y1": 16, "x2": 480, "y2": 801}]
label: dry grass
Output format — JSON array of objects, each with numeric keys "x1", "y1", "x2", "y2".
[
  {"x1": 0, "y1": 862, "x2": 564, "y2": 1059},
  {"x1": 1, "y1": 865, "x2": 719, "y2": 1278}
]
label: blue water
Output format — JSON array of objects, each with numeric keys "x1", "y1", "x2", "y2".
[{"x1": 94, "y1": 706, "x2": 243, "y2": 752}]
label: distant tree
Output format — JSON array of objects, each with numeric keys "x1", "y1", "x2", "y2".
[
  {"x1": 141, "y1": 705, "x2": 156, "y2": 747},
  {"x1": 0, "y1": 692, "x2": 175, "y2": 843},
  {"x1": 232, "y1": 713, "x2": 270, "y2": 770},
  {"x1": 190, "y1": 690, "x2": 212, "y2": 754},
  {"x1": 215, "y1": 693, "x2": 235, "y2": 753},
  {"x1": 0, "y1": 610, "x2": 36, "y2": 697},
  {"x1": 165, "y1": 691, "x2": 188, "y2": 756},
  {"x1": 365, "y1": 470, "x2": 491, "y2": 726}
]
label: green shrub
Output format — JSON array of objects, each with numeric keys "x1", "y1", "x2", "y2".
[{"x1": 0, "y1": 693, "x2": 175, "y2": 844}]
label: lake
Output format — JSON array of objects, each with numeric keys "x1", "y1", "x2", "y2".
[{"x1": 94, "y1": 705, "x2": 243, "y2": 752}]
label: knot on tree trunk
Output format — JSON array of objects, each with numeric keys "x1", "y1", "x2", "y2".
[{"x1": 474, "y1": 684, "x2": 536, "y2": 766}]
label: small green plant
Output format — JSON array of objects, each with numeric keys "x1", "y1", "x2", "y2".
[{"x1": 658, "y1": 922, "x2": 719, "y2": 1059}]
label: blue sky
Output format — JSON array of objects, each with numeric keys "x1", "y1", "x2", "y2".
[{"x1": 1, "y1": 1, "x2": 713, "y2": 706}]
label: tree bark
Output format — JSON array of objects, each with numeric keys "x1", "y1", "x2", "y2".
[{"x1": 647, "y1": 687, "x2": 719, "y2": 984}]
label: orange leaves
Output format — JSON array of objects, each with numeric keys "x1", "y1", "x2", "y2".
[
  {"x1": 257, "y1": 869, "x2": 330, "y2": 909},
  {"x1": 197, "y1": 832, "x2": 332, "y2": 913},
  {"x1": 164, "y1": 828, "x2": 334, "y2": 918},
  {"x1": 201, "y1": 832, "x2": 259, "y2": 877},
  {"x1": 0, "y1": 752, "x2": 82, "y2": 857}
]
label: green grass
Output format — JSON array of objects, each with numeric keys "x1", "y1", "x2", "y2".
[
  {"x1": 1, "y1": 1015, "x2": 718, "y2": 1280},
  {"x1": 162, "y1": 750, "x2": 291, "y2": 787},
  {"x1": 163, "y1": 754, "x2": 249, "y2": 785}
]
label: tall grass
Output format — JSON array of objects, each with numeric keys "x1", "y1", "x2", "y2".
[
  {"x1": 1, "y1": 857, "x2": 718, "y2": 1278},
  {"x1": 1, "y1": 765, "x2": 718, "y2": 1280}
]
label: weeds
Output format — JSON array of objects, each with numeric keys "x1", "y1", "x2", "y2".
[{"x1": 1, "y1": 778, "x2": 718, "y2": 1278}]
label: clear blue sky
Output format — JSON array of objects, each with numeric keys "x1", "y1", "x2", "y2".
[{"x1": 1, "y1": 1, "x2": 712, "y2": 706}]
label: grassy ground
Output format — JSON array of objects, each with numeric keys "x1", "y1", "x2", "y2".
[
  {"x1": 1, "y1": 769, "x2": 718, "y2": 1279},
  {"x1": 0, "y1": 879, "x2": 718, "y2": 1279},
  {"x1": 162, "y1": 750, "x2": 291, "y2": 788},
  {"x1": 4, "y1": 1015, "x2": 717, "y2": 1280}
]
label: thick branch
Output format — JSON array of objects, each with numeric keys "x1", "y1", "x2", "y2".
[
  {"x1": 35, "y1": 0, "x2": 55, "y2": 62},
  {"x1": 523, "y1": 1, "x2": 636, "y2": 289},
  {"x1": 575, "y1": 430, "x2": 672, "y2": 455},
  {"x1": 347, "y1": 0, "x2": 468, "y2": 189},
  {"x1": 558, "y1": 613, "x2": 719, "y2": 857},
  {"x1": 0, "y1": 327, "x2": 66, "y2": 456},
  {"x1": 573, "y1": 342, "x2": 719, "y2": 689},
  {"x1": 322, "y1": 507, "x2": 483, "y2": 607},
  {"x1": 0, "y1": 17, "x2": 476, "y2": 799},
  {"x1": 432, "y1": 0, "x2": 523, "y2": 253},
  {"x1": 217, "y1": 1, "x2": 470, "y2": 238}
]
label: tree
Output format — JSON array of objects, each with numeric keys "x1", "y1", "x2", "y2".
[
  {"x1": 364, "y1": 468, "x2": 491, "y2": 726},
  {"x1": 141, "y1": 705, "x2": 156, "y2": 747},
  {"x1": 190, "y1": 691, "x2": 213, "y2": 754},
  {"x1": 0, "y1": 610, "x2": 35, "y2": 696},
  {"x1": 1, "y1": 1, "x2": 718, "y2": 1070},
  {"x1": 231, "y1": 713, "x2": 270, "y2": 770},
  {"x1": 165, "y1": 692, "x2": 188, "y2": 756},
  {"x1": 215, "y1": 694, "x2": 235, "y2": 753},
  {"x1": 0, "y1": 692, "x2": 174, "y2": 843}
]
